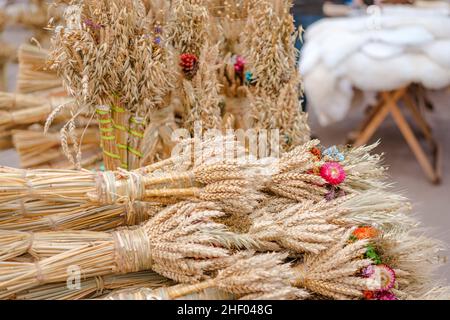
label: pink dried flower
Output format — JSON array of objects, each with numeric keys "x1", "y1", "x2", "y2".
[
  {"x1": 368, "y1": 265, "x2": 396, "y2": 291},
  {"x1": 234, "y1": 56, "x2": 245, "y2": 74},
  {"x1": 320, "y1": 162, "x2": 346, "y2": 185}
]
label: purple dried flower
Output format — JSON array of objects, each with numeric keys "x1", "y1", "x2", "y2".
[{"x1": 375, "y1": 291, "x2": 398, "y2": 300}]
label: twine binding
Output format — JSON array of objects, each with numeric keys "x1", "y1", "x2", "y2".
[{"x1": 112, "y1": 227, "x2": 153, "y2": 274}]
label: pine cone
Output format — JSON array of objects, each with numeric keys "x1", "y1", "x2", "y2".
[{"x1": 180, "y1": 53, "x2": 198, "y2": 80}]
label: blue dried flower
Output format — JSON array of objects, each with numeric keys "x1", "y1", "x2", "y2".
[
  {"x1": 245, "y1": 71, "x2": 254, "y2": 84},
  {"x1": 323, "y1": 146, "x2": 345, "y2": 162}
]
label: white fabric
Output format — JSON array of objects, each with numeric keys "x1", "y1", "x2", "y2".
[{"x1": 300, "y1": 7, "x2": 450, "y2": 126}]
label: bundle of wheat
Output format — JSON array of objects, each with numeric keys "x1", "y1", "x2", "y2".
[
  {"x1": 49, "y1": 0, "x2": 176, "y2": 170},
  {"x1": 293, "y1": 227, "x2": 449, "y2": 300},
  {"x1": 0, "y1": 201, "x2": 255, "y2": 298},
  {"x1": 246, "y1": 190, "x2": 413, "y2": 255},
  {"x1": 0, "y1": 135, "x2": 259, "y2": 204}
]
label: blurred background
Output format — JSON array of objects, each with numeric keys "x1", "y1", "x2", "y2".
[
  {"x1": 0, "y1": 0, "x2": 449, "y2": 280},
  {"x1": 293, "y1": 0, "x2": 450, "y2": 280}
]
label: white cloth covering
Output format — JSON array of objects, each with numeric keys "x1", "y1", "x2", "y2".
[{"x1": 300, "y1": 6, "x2": 450, "y2": 126}]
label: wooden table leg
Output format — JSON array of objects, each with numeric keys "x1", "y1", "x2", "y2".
[
  {"x1": 403, "y1": 91, "x2": 434, "y2": 143},
  {"x1": 353, "y1": 88, "x2": 407, "y2": 147},
  {"x1": 388, "y1": 100, "x2": 440, "y2": 184}
]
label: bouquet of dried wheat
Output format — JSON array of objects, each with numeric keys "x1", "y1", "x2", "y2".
[
  {"x1": 166, "y1": 1, "x2": 224, "y2": 133},
  {"x1": 182, "y1": 43, "x2": 223, "y2": 133},
  {"x1": 292, "y1": 227, "x2": 448, "y2": 300},
  {"x1": 50, "y1": 0, "x2": 176, "y2": 170},
  {"x1": 0, "y1": 201, "x2": 255, "y2": 299},
  {"x1": 265, "y1": 140, "x2": 386, "y2": 203},
  {"x1": 167, "y1": 0, "x2": 209, "y2": 58},
  {"x1": 103, "y1": 223, "x2": 449, "y2": 301},
  {"x1": 206, "y1": 1, "x2": 253, "y2": 130},
  {"x1": 13, "y1": 271, "x2": 172, "y2": 300}
]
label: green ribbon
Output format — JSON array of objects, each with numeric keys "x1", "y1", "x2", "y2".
[
  {"x1": 102, "y1": 150, "x2": 120, "y2": 160},
  {"x1": 128, "y1": 147, "x2": 143, "y2": 158}
]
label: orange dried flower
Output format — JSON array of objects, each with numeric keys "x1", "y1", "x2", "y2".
[
  {"x1": 353, "y1": 226, "x2": 379, "y2": 240},
  {"x1": 310, "y1": 147, "x2": 322, "y2": 160},
  {"x1": 363, "y1": 290, "x2": 375, "y2": 300}
]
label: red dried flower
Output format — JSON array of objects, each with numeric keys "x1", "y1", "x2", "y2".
[{"x1": 180, "y1": 53, "x2": 198, "y2": 79}]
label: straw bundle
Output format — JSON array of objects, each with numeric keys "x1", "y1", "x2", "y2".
[
  {"x1": 17, "y1": 44, "x2": 63, "y2": 95},
  {"x1": 50, "y1": 0, "x2": 176, "y2": 170},
  {"x1": 0, "y1": 92, "x2": 64, "y2": 111},
  {"x1": 14, "y1": 271, "x2": 173, "y2": 300},
  {"x1": 12, "y1": 127, "x2": 101, "y2": 169},
  {"x1": 0, "y1": 96, "x2": 74, "y2": 128},
  {"x1": 0, "y1": 201, "x2": 255, "y2": 298},
  {"x1": 0, "y1": 135, "x2": 259, "y2": 205},
  {"x1": 0, "y1": 199, "x2": 83, "y2": 219},
  {"x1": 0, "y1": 200, "x2": 165, "y2": 232},
  {"x1": 0, "y1": 92, "x2": 76, "y2": 153},
  {"x1": 104, "y1": 253, "x2": 308, "y2": 300}
]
